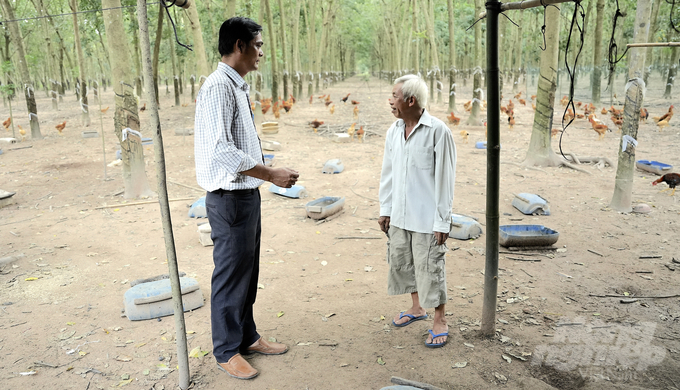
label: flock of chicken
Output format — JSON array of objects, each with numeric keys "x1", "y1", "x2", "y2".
[
  {"x1": 2, "y1": 106, "x2": 113, "y2": 140},
  {"x1": 305, "y1": 93, "x2": 364, "y2": 141},
  {"x1": 444, "y1": 91, "x2": 674, "y2": 143}
]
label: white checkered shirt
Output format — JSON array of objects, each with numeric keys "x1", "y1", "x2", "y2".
[{"x1": 194, "y1": 62, "x2": 264, "y2": 191}]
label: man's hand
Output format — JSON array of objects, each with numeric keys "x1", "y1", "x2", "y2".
[
  {"x1": 378, "y1": 216, "x2": 390, "y2": 234},
  {"x1": 270, "y1": 167, "x2": 299, "y2": 188},
  {"x1": 434, "y1": 231, "x2": 448, "y2": 245}
]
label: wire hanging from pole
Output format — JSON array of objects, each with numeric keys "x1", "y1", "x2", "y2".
[
  {"x1": 557, "y1": 0, "x2": 585, "y2": 160},
  {"x1": 667, "y1": 0, "x2": 680, "y2": 33},
  {"x1": 161, "y1": 0, "x2": 193, "y2": 51},
  {"x1": 538, "y1": 1, "x2": 561, "y2": 51},
  {"x1": 606, "y1": 0, "x2": 628, "y2": 91}
]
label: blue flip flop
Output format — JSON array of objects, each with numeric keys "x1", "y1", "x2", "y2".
[
  {"x1": 392, "y1": 311, "x2": 428, "y2": 327},
  {"x1": 424, "y1": 329, "x2": 448, "y2": 348}
]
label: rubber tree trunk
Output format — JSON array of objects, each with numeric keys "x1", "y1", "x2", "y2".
[
  {"x1": 277, "y1": 0, "x2": 289, "y2": 100},
  {"x1": 465, "y1": 0, "x2": 483, "y2": 126},
  {"x1": 523, "y1": 4, "x2": 561, "y2": 167},
  {"x1": 0, "y1": 0, "x2": 41, "y2": 138},
  {"x1": 186, "y1": 2, "x2": 211, "y2": 87},
  {"x1": 135, "y1": 2, "x2": 189, "y2": 389},
  {"x1": 33, "y1": 0, "x2": 59, "y2": 111},
  {"x1": 512, "y1": 12, "x2": 523, "y2": 94},
  {"x1": 152, "y1": 4, "x2": 164, "y2": 105},
  {"x1": 291, "y1": 0, "x2": 301, "y2": 100},
  {"x1": 102, "y1": 0, "x2": 153, "y2": 199},
  {"x1": 226, "y1": 0, "x2": 236, "y2": 19},
  {"x1": 411, "y1": 0, "x2": 420, "y2": 74},
  {"x1": 591, "y1": 0, "x2": 605, "y2": 106},
  {"x1": 447, "y1": 0, "x2": 457, "y2": 113},
  {"x1": 308, "y1": 0, "x2": 317, "y2": 93},
  {"x1": 663, "y1": 43, "x2": 680, "y2": 99},
  {"x1": 264, "y1": 0, "x2": 279, "y2": 100},
  {"x1": 168, "y1": 14, "x2": 180, "y2": 106},
  {"x1": 610, "y1": 0, "x2": 652, "y2": 212},
  {"x1": 644, "y1": 0, "x2": 661, "y2": 86},
  {"x1": 70, "y1": 0, "x2": 90, "y2": 127}
]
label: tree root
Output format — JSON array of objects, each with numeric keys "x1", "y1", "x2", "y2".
[{"x1": 563, "y1": 155, "x2": 613, "y2": 171}]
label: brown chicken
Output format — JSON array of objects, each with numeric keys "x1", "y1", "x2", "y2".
[
  {"x1": 347, "y1": 123, "x2": 356, "y2": 139},
  {"x1": 463, "y1": 101, "x2": 472, "y2": 112},
  {"x1": 576, "y1": 101, "x2": 582, "y2": 108},
  {"x1": 564, "y1": 108, "x2": 575, "y2": 122},
  {"x1": 654, "y1": 105, "x2": 674, "y2": 124},
  {"x1": 447, "y1": 112, "x2": 460, "y2": 126},
  {"x1": 329, "y1": 104, "x2": 335, "y2": 115},
  {"x1": 530, "y1": 95, "x2": 536, "y2": 100},
  {"x1": 611, "y1": 116, "x2": 623, "y2": 130},
  {"x1": 518, "y1": 98, "x2": 526, "y2": 106},
  {"x1": 310, "y1": 119, "x2": 324, "y2": 133},
  {"x1": 272, "y1": 102, "x2": 281, "y2": 119},
  {"x1": 507, "y1": 99, "x2": 514, "y2": 112},
  {"x1": 324, "y1": 95, "x2": 331, "y2": 103},
  {"x1": 309, "y1": 95, "x2": 313, "y2": 104},
  {"x1": 350, "y1": 100, "x2": 360, "y2": 105},
  {"x1": 2, "y1": 117, "x2": 10, "y2": 130},
  {"x1": 324, "y1": 100, "x2": 333, "y2": 107},
  {"x1": 576, "y1": 113, "x2": 584, "y2": 119},
  {"x1": 281, "y1": 99, "x2": 293, "y2": 113},
  {"x1": 101, "y1": 106, "x2": 110, "y2": 113},
  {"x1": 551, "y1": 128, "x2": 560, "y2": 138},
  {"x1": 55, "y1": 121, "x2": 66, "y2": 135},
  {"x1": 514, "y1": 92, "x2": 522, "y2": 99},
  {"x1": 640, "y1": 108, "x2": 649, "y2": 122},
  {"x1": 589, "y1": 114, "x2": 609, "y2": 140},
  {"x1": 657, "y1": 119, "x2": 670, "y2": 131},
  {"x1": 652, "y1": 173, "x2": 680, "y2": 196},
  {"x1": 356, "y1": 126, "x2": 365, "y2": 142},
  {"x1": 531, "y1": 102, "x2": 536, "y2": 111},
  {"x1": 508, "y1": 113, "x2": 515, "y2": 130},
  {"x1": 341, "y1": 93, "x2": 350, "y2": 103},
  {"x1": 139, "y1": 103, "x2": 146, "y2": 112},
  {"x1": 353, "y1": 105, "x2": 359, "y2": 119},
  {"x1": 289, "y1": 94, "x2": 296, "y2": 104},
  {"x1": 601, "y1": 108, "x2": 608, "y2": 115},
  {"x1": 560, "y1": 96, "x2": 569, "y2": 107},
  {"x1": 18, "y1": 125, "x2": 26, "y2": 141}
]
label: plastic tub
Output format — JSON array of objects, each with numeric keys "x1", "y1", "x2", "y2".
[
  {"x1": 261, "y1": 139, "x2": 281, "y2": 151},
  {"x1": 449, "y1": 213, "x2": 483, "y2": 240},
  {"x1": 636, "y1": 160, "x2": 672, "y2": 176},
  {"x1": 124, "y1": 277, "x2": 204, "y2": 321},
  {"x1": 512, "y1": 193, "x2": 550, "y2": 215},
  {"x1": 499, "y1": 225, "x2": 559, "y2": 247},
  {"x1": 269, "y1": 184, "x2": 308, "y2": 199},
  {"x1": 322, "y1": 159, "x2": 344, "y2": 174},
  {"x1": 305, "y1": 196, "x2": 345, "y2": 220},
  {"x1": 188, "y1": 196, "x2": 207, "y2": 218}
]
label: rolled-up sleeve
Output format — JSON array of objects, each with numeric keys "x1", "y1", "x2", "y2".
[
  {"x1": 379, "y1": 124, "x2": 395, "y2": 217},
  {"x1": 432, "y1": 127, "x2": 456, "y2": 233}
]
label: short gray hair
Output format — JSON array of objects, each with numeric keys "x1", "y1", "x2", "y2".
[{"x1": 394, "y1": 74, "x2": 428, "y2": 108}]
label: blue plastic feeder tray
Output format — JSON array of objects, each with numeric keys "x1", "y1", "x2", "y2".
[
  {"x1": 449, "y1": 213, "x2": 483, "y2": 240},
  {"x1": 269, "y1": 184, "x2": 308, "y2": 199},
  {"x1": 512, "y1": 193, "x2": 550, "y2": 215},
  {"x1": 636, "y1": 160, "x2": 672, "y2": 176},
  {"x1": 124, "y1": 277, "x2": 204, "y2": 321},
  {"x1": 499, "y1": 225, "x2": 559, "y2": 247},
  {"x1": 475, "y1": 141, "x2": 501, "y2": 149},
  {"x1": 305, "y1": 196, "x2": 345, "y2": 220},
  {"x1": 188, "y1": 196, "x2": 207, "y2": 218}
]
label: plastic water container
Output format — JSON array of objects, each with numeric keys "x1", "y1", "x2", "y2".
[
  {"x1": 124, "y1": 277, "x2": 204, "y2": 321},
  {"x1": 82, "y1": 131, "x2": 99, "y2": 138},
  {"x1": 333, "y1": 133, "x2": 351, "y2": 143},
  {"x1": 636, "y1": 160, "x2": 672, "y2": 176},
  {"x1": 449, "y1": 213, "x2": 483, "y2": 240},
  {"x1": 322, "y1": 159, "x2": 344, "y2": 174},
  {"x1": 305, "y1": 197, "x2": 345, "y2": 220},
  {"x1": 512, "y1": 193, "x2": 550, "y2": 215},
  {"x1": 261, "y1": 139, "x2": 281, "y2": 151},
  {"x1": 188, "y1": 196, "x2": 207, "y2": 218},
  {"x1": 264, "y1": 154, "x2": 275, "y2": 167},
  {"x1": 269, "y1": 184, "x2": 308, "y2": 199},
  {"x1": 475, "y1": 141, "x2": 487, "y2": 149},
  {"x1": 499, "y1": 225, "x2": 559, "y2": 247}
]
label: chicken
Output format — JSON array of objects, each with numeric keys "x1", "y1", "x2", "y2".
[
  {"x1": 262, "y1": 98, "x2": 272, "y2": 114},
  {"x1": 500, "y1": 105, "x2": 508, "y2": 114},
  {"x1": 576, "y1": 101, "x2": 582, "y2": 108},
  {"x1": 530, "y1": 95, "x2": 536, "y2": 100},
  {"x1": 356, "y1": 126, "x2": 365, "y2": 142},
  {"x1": 181, "y1": 103, "x2": 189, "y2": 107},
  {"x1": 351, "y1": 100, "x2": 360, "y2": 105},
  {"x1": 281, "y1": 98, "x2": 293, "y2": 113},
  {"x1": 564, "y1": 108, "x2": 575, "y2": 122},
  {"x1": 341, "y1": 93, "x2": 350, "y2": 103},
  {"x1": 463, "y1": 101, "x2": 472, "y2": 112},
  {"x1": 507, "y1": 99, "x2": 514, "y2": 112},
  {"x1": 18, "y1": 125, "x2": 26, "y2": 141},
  {"x1": 353, "y1": 105, "x2": 359, "y2": 119},
  {"x1": 324, "y1": 95, "x2": 331, "y2": 103},
  {"x1": 589, "y1": 115, "x2": 609, "y2": 140},
  {"x1": 347, "y1": 123, "x2": 356, "y2": 139},
  {"x1": 609, "y1": 105, "x2": 622, "y2": 117},
  {"x1": 460, "y1": 130, "x2": 469, "y2": 143},
  {"x1": 551, "y1": 128, "x2": 560, "y2": 138},
  {"x1": 657, "y1": 119, "x2": 670, "y2": 131},
  {"x1": 329, "y1": 104, "x2": 335, "y2": 115},
  {"x1": 310, "y1": 119, "x2": 324, "y2": 133},
  {"x1": 139, "y1": 103, "x2": 146, "y2": 112},
  {"x1": 514, "y1": 92, "x2": 522, "y2": 99},
  {"x1": 601, "y1": 108, "x2": 608, "y2": 115},
  {"x1": 654, "y1": 105, "x2": 674, "y2": 124},
  {"x1": 289, "y1": 94, "x2": 296, "y2": 104},
  {"x1": 531, "y1": 102, "x2": 536, "y2": 111},
  {"x1": 518, "y1": 98, "x2": 526, "y2": 106},
  {"x1": 101, "y1": 106, "x2": 110, "y2": 113},
  {"x1": 55, "y1": 121, "x2": 66, "y2": 135},
  {"x1": 272, "y1": 102, "x2": 281, "y2": 119},
  {"x1": 611, "y1": 115, "x2": 623, "y2": 130},
  {"x1": 447, "y1": 112, "x2": 460, "y2": 126},
  {"x1": 309, "y1": 95, "x2": 313, "y2": 104},
  {"x1": 640, "y1": 108, "x2": 649, "y2": 122},
  {"x1": 560, "y1": 96, "x2": 569, "y2": 106},
  {"x1": 318, "y1": 95, "x2": 326, "y2": 100},
  {"x1": 576, "y1": 113, "x2": 584, "y2": 119},
  {"x1": 652, "y1": 173, "x2": 680, "y2": 196},
  {"x1": 324, "y1": 100, "x2": 333, "y2": 107},
  {"x1": 2, "y1": 117, "x2": 10, "y2": 130},
  {"x1": 508, "y1": 114, "x2": 515, "y2": 130}
]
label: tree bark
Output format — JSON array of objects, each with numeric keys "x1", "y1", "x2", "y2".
[
  {"x1": 264, "y1": 0, "x2": 279, "y2": 100},
  {"x1": 663, "y1": 45, "x2": 680, "y2": 99},
  {"x1": 168, "y1": 15, "x2": 180, "y2": 107},
  {"x1": 152, "y1": 4, "x2": 165, "y2": 105},
  {"x1": 0, "y1": 0, "x2": 41, "y2": 138},
  {"x1": 32, "y1": 0, "x2": 59, "y2": 111},
  {"x1": 512, "y1": 12, "x2": 524, "y2": 94},
  {"x1": 447, "y1": 0, "x2": 456, "y2": 112},
  {"x1": 523, "y1": 4, "x2": 562, "y2": 167},
  {"x1": 291, "y1": 0, "x2": 302, "y2": 100},
  {"x1": 591, "y1": 0, "x2": 605, "y2": 106},
  {"x1": 465, "y1": 0, "x2": 483, "y2": 126},
  {"x1": 70, "y1": 0, "x2": 90, "y2": 127},
  {"x1": 644, "y1": 0, "x2": 661, "y2": 86},
  {"x1": 101, "y1": 0, "x2": 153, "y2": 199},
  {"x1": 411, "y1": 0, "x2": 420, "y2": 74},
  {"x1": 185, "y1": 2, "x2": 211, "y2": 87},
  {"x1": 277, "y1": 0, "x2": 289, "y2": 99},
  {"x1": 610, "y1": 0, "x2": 652, "y2": 212}
]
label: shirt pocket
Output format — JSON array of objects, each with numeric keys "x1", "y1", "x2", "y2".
[{"x1": 411, "y1": 145, "x2": 433, "y2": 170}]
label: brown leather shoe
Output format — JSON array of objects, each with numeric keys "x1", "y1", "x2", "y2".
[
  {"x1": 246, "y1": 337, "x2": 289, "y2": 355},
  {"x1": 216, "y1": 354, "x2": 258, "y2": 380}
]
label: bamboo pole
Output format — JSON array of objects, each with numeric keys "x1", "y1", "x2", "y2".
[
  {"x1": 136, "y1": 1, "x2": 190, "y2": 388},
  {"x1": 479, "y1": 0, "x2": 574, "y2": 18},
  {"x1": 627, "y1": 42, "x2": 680, "y2": 48},
  {"x1": 95, "y1": 197, "x2": 195, "y2": 209}
]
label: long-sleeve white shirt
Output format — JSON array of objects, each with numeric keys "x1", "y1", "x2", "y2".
[{"x1": 379, "y1": 109, "x2": 456, "y2": 234}]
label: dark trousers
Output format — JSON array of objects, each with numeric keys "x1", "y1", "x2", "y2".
[{"x1": 206, "y1": 188, "x2": 261, "y2": 363}]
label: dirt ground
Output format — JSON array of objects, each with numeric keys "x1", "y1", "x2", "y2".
[{"x1": 1, "y1": 72, "x2": 680, "y2": 390}]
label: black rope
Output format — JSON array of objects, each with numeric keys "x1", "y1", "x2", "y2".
[
  {"x1": 606, "y1": 0, "x2": 628, "y2": 91},
  {"x1": 667, "y1": 0, "x2": 680, "y2": 33},
  {"x1": 558, "y1": 0, "x2": 586, "y2": 160},
  {"x1": 161, "y1": 0, "x2": 193, "y2": 51},
  {"x1": 538, "y1": 4, "x2": 561, "y2": 51},
  {"x1": 466, "y1": 15, "x2": 486, "y2": 32}
]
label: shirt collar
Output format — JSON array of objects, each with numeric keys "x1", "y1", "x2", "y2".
[
  {"x1": 398, "y1": 109, "x2": 433, "y2": 130},
  {"x1": 219, "y1": 62, "x2": 249, "y2": 92}
]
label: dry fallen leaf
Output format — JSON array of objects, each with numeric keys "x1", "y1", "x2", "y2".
[
  {"x1": 188, "y1": 346, "x2": 210, "y2": 358},
  {"x1": 277, "y1": 311, "x2": 285, "y2": 318},
  {"x1": 377, "y1": 357, "x2": 386, "y2": 365}
]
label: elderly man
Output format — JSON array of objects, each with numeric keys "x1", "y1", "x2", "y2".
[
  {"x1": 194, "y1": 17, "x2": 299, "y2": 379},
  {"x1": 378, "y1": 74, "x2": 456, "y2": 348}
]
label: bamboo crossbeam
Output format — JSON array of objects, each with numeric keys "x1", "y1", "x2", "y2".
[
  {"x1": 479, "y1": 0, "x2": 575, "y2": 18},
  {"x1": 627, "y1": 42, "x2": 680, "y2": 48}
]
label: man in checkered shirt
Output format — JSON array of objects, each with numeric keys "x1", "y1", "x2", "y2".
[{"x1": 194, "y1": 17, "x2": 298, "y2": 380}]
